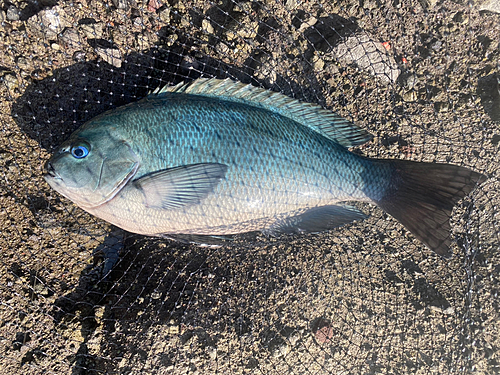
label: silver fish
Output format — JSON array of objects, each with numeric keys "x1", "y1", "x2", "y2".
[{"x1": 44, "y1": 78, "x2": 486, "y2": 257}]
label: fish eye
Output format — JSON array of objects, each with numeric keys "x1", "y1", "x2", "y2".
[{"x1": 70, "y1": 142, "x2": 90, "y2": 159}]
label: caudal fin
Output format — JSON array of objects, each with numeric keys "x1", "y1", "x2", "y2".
[{"x1": 374, "y1": 160, "x2": 486, "y2": 258}]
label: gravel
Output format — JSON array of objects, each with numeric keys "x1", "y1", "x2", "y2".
[{"x1": 0, "y1": 0, "x2": 498, "y2": 374}]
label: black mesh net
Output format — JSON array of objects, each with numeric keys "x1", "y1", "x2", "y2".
[{"x1": 0, "y1": 0, "x2": 499, "y2": 373}]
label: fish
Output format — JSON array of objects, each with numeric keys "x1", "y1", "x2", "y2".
[{"x1": 44, "y1": 78, "x2": 486, "y2": 258}]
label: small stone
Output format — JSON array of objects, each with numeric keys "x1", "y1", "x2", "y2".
[
  {"x1": 28, "y1": 6, "x2": 71, "y2": 39},
  {"x1": 164, "y1": 33, "x2": 177, "y2": 46},
  {"x1": 272, "y1": 343, "x2": 291, "y2": 358},
  {"x1": 421, "y1": 0, "x2": 439, "y2": 8},
  {"x1": 167, "y1": 324, "x2": 179, "y2": 335},
  {"x1": 434, "y1": 101, "x2": 449, "y2": 112},
  {"x1": 216, "y1": 42, "x2": 230, "y2": 55},
  {"x1": 133, "y1": 16, "x2": 145, "y2": 29},
  {"x1": 61, "y1": 28, "x2": 81, "y2": 50},
  {"x1": 151, "y1": 291, "x2": 161, "y2": 299},
  {"x1": 6, "y1": 5, "x2": 20, "y2": 21},
  {"x1": 158, "y1": 7, "x2": 170, "y2": 23},
  {"x1": 403, "y1": 90, "x2": 418, "y2": 102},
  {"x1": 33, "y1": 282, "x2": 50, "y2": 296},
  {"x1": 73, "y1": 50, "x2": 86, "y2": 62},
  {"x1": 112, "y1": 0, "x2": 130, "y2": 10},
  {"x1": 136, "y1": 33, "x2": 157, "y2": 50},
  {"x1": 285, "y1": 0, "x2": 298, "y2": 10},
  {"x1": 332, "y1": 32, "x2": 400, "y2": 84},
  {"x1": 80, "y1": 22, "x2": 104, "y2": 39},
  {"x1": 16, "y1": 57, "x2": 30, "y2": 70},
  {"x1": 94, "y1": 306, "x2": 105, "y2": 320},
  {"x1": 225, "y1": 19, "x2": 259, "y2": 40},
  {"x1": 206, "y1": 346, "x2": 217, "y2": 360},
  {"x1": 298, "y1": 16, "x2": 318, "y2": 32},
  {"x1": 202, "y1": 19, "x2": 214, "y2": 35},
  {"x1": 315, "y1": 325, "x2": 334, "y2": 344},
  {"x1": 237, "y1": 22, "x2": 258, "y2": 39},
  {"x1": 13, "y1": 332, "x2": 30, "y2": 351},
  {"x1": 2, "y1": 73, "x2": 18, "y2": 91},
  {"x1": 51, "y1": 43, "x2": 60, "y2": 50},
  {"x1": 404, "y1": 73, "x2": 419, "y2": 89},
  {"x1": 95, "y1": 47, "x2": 122, "y2": 68},
  {"x1": 312, "y1": 55, "x2": 325, "y2": 71},
  {"x1": 289, "y1": 333, "x2": 300, "y2": 346},
  {"x1": 180, "y1": 55, "x2": 199, "y2": 70},
  {"x1": 0, "y1": 10, "x2": 6, "y2": 23},
  {"x1": 148, "y1": 0, "x2": 162, "y2": 12},
  {"x1": 478, "y1": 0, "x2": 500, "y2": 14}
]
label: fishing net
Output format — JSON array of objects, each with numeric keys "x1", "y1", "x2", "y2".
[{"x1": 0, "y1": 0, "x2": 499, "y2": 373}]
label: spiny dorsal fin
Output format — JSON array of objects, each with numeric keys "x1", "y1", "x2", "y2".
[{"x1": 152, "y1": 78, "x2": 373, "y2": 148}]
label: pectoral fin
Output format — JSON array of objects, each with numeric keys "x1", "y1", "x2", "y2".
[
  {"x1": 267, "y1": 205, "x2": 367, "y2": 235},
  {"x1": 133, "y1": 163, "x2": 228, "y2": 209}
]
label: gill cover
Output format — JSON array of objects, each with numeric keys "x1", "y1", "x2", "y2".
[{"x1": 45, "y1": 130, "x2": 139, "y2": 209}]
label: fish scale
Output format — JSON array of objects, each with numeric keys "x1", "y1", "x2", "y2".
[{"x1": 45, "y1": 78, "x2": 485, "y2": 258}]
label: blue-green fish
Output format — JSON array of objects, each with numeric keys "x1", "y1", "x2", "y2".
[{"x1": 44, "y1": 78, "x2": 485, "y2": 258}]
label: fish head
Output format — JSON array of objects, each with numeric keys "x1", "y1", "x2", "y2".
[{"x1": 44, "y1": 125, "x2": 140, "y2": 209}]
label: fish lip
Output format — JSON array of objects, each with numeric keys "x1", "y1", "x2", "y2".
[{"x1": 44, "y1": 161, "x2": 60, "y2": 180}]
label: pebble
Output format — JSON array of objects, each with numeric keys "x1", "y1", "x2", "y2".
[
  {"x1": 298, "y1": 16, "x2": 318, "y2": 32},
  {"x1": 73, "y1": 50, "x2": 86, "y2": 62},
  {"x1": 96, "y1": 47, "x2": 122, "y2": 68},
  {"x1": 403, "y1": 90, "x2": 418, "y2": 102},
  {"x1": 80, "y1": 22, "x2": 104, "y2": 39},
  {"x1": 61, "y1": 28, "x2": 81, "y2": 50},
  {"x1": 16, "y1": 57, "x2": 30, "y2": 70},
  {"x1": 148, "y1": 0, "x2": 162, "y2": 12},
  {"x1": 478, "y1": 0, "x2": 500, "y2": 13},
  {"x1": 133, "y1": 16, "x2": 145, "y2": 28},
  {"x1": 164, "y1": 33, "x2": 177, "y2": 46},
  {"x1": 434, "y1": 101, "x2": 449, "y2": 112},
  {"x1": 285, "y1": 0, "x2": 298, "y2": 10},
  {"x1": 6, "y1": 5, "x2": 20, "y2": 21},
  {"x1": 312, "y1": 54, "x2": 325, "y2": 71},
  {"x1": 28, "y1": 6, "x2": 71, "y2": 39},
  {"x1": 0, "y1": 10, "x2": 6, "y2": 23},
  {"x1": 206, "y1": 346, "x2": 217, "y2": 360},
  {"x1": 2, "y1": 73, "x2": 18, "y2": 91},
  {"x1": 158, "y1": 7, "x2": 170, "y2": 23},
  {"x1": 202, "y1": 19, "x2": 214, "y2": 35},
  {"x1": 404, "y1": 73, "x2": 419, "y2": 89},
  {"x1": 332, "y1": 32, "x2": 400, "y2": 84},
  {"x1": 421, "y1": 0, "x2": 440, "y2": 8},
  {"x1": 112, "y1": 0, "x2": 132, "y2": 10}
]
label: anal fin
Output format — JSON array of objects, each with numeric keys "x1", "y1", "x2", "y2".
[{"x1": 267, "y1": 205, "x2": 367, "y2": 235}]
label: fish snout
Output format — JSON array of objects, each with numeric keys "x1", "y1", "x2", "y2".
[{"x1": 44, "y1": 161, "x2": 59, "y2": 179}]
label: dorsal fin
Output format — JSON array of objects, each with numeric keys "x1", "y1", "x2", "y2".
[{"x1": 152, "y1": 78, "x2": 373, "y2": 147}]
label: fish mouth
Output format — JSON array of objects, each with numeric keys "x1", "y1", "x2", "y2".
[{"x1": 44, "y1": 161, "x2": 60, "y2": 180}]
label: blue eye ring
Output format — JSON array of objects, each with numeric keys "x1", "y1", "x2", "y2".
[{"x1": 70, "y1": 142, "x2": 90, "y2": 159}]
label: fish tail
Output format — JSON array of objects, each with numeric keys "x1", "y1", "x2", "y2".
[{"x1": 372, "y1": 159, "x2": 486, "y2": 258}]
